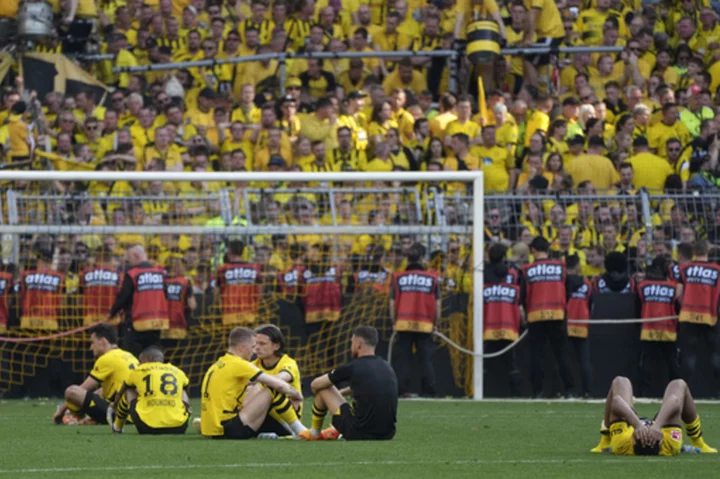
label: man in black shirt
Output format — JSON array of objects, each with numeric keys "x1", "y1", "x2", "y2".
[{"x1": 299, "y1": 326, "x2": 398, "y2": 441}]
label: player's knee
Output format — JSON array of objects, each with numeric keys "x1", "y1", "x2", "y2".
[
  {"x1": 668, "y1": 378, "x2": 688, "y2": 390},
  {"x1": 612, "y1": 376, "x2": 630, "y2": 388},
  {"x1": 64, "y1": 385, "x2": 84, "y2": 405}
]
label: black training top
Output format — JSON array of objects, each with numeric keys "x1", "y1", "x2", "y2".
[{"x1": 329, "y1": 355, "x2": 398, "y2": 439}]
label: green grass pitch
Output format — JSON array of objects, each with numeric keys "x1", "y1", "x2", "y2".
[{"x1": 1, "y1": 399, "x2": 718, "y2": 478}]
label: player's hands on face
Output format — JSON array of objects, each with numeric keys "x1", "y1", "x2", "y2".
[
  {"x1": 632, "y1": 425, "x2": 651, "y2": 446},
  {"x1": 634, "y1": 425, "x2": 661, "y2": 448},
  {"x1": 645, "y1": 427, "x2": 663, "y2": 447}
]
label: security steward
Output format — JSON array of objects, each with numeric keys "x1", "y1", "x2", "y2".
[{"x1": 108, "y1": 244, "x2": 169, "y2": 357}]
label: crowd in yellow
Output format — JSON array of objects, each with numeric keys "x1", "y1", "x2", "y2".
[{"x1": 0, "y1": 0, "x2": 718, "y2": 285}]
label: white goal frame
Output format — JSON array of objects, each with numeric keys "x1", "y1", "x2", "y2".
[{"x1": 0, "y1": 170, "x2": 486, "y2": 399}]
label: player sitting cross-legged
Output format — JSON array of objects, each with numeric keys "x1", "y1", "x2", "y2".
[
  {"x1": 109, "y1": 346, "x2": 190, "y2": 434},
  {"x1": 198, "y1": 326, "x2": 306, "y2": 439},
  {"x1": 592, "y1": 376, "x2": 716, "y2": 455},
  {"x1": 253, "y1": 324, "x2": 303, "y2": 437},
  {"x1": 299, "y1": 326, "x2": 398, "y2": 441},
  {"x1": 53, "y1": 324, "x2": 138, "y2": 425}
]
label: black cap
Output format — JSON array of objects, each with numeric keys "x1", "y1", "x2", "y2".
[
  {"x1": 529, "y1": 236, "x2": 550, "y2": 252},
  {"x1": 562, "y1": 96, "x2": 580, "y2": 106},
  {"x1": 347, "y1": 90, "x2": 368, "y2": 100},
  {"x1": 268, "y1": 155, "x2": 286, "y2": 167},
  {"x1": 605, "y1": 251, "x2": 628, "y2": 273},
  {"x1": 588, "y1": 135, "x2": 605, "y2": 148},
  {"x1": 567, "y1": 134, "x2": 585, "y2": 146},
  {"x1": 199, "y1": 87, "x2": 217, "y2": 99},
  {"x1": 632, "y1": 136, "x2": 649, "y2": 148}
]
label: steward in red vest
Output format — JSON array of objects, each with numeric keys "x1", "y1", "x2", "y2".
[
  {"x1": 80, "y1": 246, "x2": 122, "y2": 326},
  {"x1": 302, "y1": 244, "x2": 343, "y2": 326},
  {"x1": 347, "y1": 245, "x2": 391, "y2": 295},
  {"x1": 390, "y1": 243, "x2": 440, "y2": 397},
  {"x1": 636, "y1": 256, "x2": 681, "y2": 397},
  {"x1": 108, "y1": 245, "x2": 169, "y2": 357},
  {"x1": 675, "y1": 240, "x2": 720, "y2": 391},
  {"x1": 20, "y1": 248, "x2": 65, "y2": 330},
  {"x1": 163, "y1": 255, "x2": 196, "y2": 340},
  {"x1": 483, "y1": 243, "x2": 523, "y2": 397},
  {"x1": 277, "y1": 244, "x2": 307, "y2": 303},
  {"x1": 565, "y1": 254, "x2": 593, "y2": 398},
  {"x1": 523, "y1": 237, "x2": 576, "y2": 398},
  {"x1": 215, "y1": 240, "x2": 262, "y2": 326}
]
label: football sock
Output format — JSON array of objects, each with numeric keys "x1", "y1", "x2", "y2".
[
  {"x1": 311, "y1": 403, "x2": 327, "y2": 436},
  {"x1": 114, "y1": 395, "x2": 130, "y2": 430},
  {"x1": 685, "y1": 415, "x2": 717, "y2": 453},
  {"x1": 271, "y1": 391, "x2": 299, "y2": 422},
  {"x1": 268, "y1": 410, "x2": 294, "y2": 435},
  {"x1": 591, "y1": 420, "x2": 610, "y2": 453}
]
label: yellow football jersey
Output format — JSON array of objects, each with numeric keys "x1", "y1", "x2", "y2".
[
  {"x1": 89, "y1": 348, "x2": 138, "y2": 401},
  {"x1": 610, "y1": 420, "x2": 682, "y2": 456},
  {"x1": 253, "y1": 354, "x2": 302, "y2": 417},
  {"x1": 200, "y1": 353, "x2": 262, "y2": 437},
  {"x1": 124, "y1": 362, "x2": 190, "y2": 429}
]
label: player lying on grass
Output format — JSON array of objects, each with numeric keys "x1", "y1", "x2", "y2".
[
  {"x1": 592, "y1": 376, "x2": 716, "y2": 455},
  {"x1": 108, "y1": 346, "x2": 190, "y2": 434},
  {"x1": 253, "y1": 324, "x2": 303, "y2": 437},
  {"x1": 53, "y1": 324, "x2": 138, "y2": 425},
  {"x1": 299, "y1": 326, "x2": 398, "y2": 441},
  {"x1": 197, "y1": 326, "x2": 306, "y2": 439}
]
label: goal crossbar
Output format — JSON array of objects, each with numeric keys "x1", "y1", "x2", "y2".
[{"x1": 0, "y1": 171, "x2": 482, "y2": 183}]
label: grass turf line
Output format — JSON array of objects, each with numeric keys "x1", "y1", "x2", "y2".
[{"x1": 0, "y1": 399, "x2": 718, "y2": 478}]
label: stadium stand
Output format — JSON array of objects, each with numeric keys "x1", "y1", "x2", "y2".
[{"x1": 1, "y1": 0, "x2": 720, "y2": 399}]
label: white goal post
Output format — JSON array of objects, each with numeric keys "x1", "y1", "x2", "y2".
[{"x1": 0, "y1": 170, "x2": 486, "y2": 399}]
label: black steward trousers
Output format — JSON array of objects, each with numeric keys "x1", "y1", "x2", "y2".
[
  {"x1": 569, "y1": 337, "x2": 593, "y2": 397},
  {"x1": 679, "y1": 322, "x2": 720, "y2": 395},
  {"x1": 484, "y1": 339, "x2": 522, "y2": 397},
  {"x1": 638, "y1": 340, "x2": 680, "y2": 397},
  {"x1": 528, "y1": 321, "x2": 574, "y2": 397},
  {"x1": 122, "y1": 324, "x2": 162, "y2": 358},
  {"x1": 393, "y1": 331, "x2": 436, "y2": 396}
]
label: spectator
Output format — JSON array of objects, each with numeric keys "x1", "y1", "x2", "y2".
[
  {"x1": 565, "y1": 135, "x2": 620, "y2": 189},
  {"x1": 626, "y1": 136, "x2": 673, "y2": 192}
]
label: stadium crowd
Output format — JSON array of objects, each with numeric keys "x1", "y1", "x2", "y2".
[{"x1": 1, "y1": 0, "x2": 720, "y2": 399}]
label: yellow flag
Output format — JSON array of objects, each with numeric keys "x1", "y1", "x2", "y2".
[
  {"x1": 35, "y1": 150, "x2": 96, "y2": 171},
  {"x1": 477, "y1": 76, "x2": 488, "y2": 126},
  {"x1": 0, "y1": 52, "x2": 13, "y2": 87}
]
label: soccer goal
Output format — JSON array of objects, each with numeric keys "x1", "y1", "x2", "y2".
[{"x1": 0, "y1": 170, "x2": 486, "y2": 399}]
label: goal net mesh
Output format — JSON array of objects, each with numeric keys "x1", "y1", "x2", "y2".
[{"x1": 0, "y1": 180, "x2": 475, "y2": 397}]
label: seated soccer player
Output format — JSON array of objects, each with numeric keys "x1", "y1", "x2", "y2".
[
  {"x1": 592, "y1": 376, "x2": 717, "y2": 455},
  {"x1": 299, "y1": 326, "x2": 398, "y2": 441},
  {"x1": 198, "y1": 326, "x2": 306, "y2": 439},
  {"x1": 109, "y1": 346, "x2": 190, "y2": 434},
  {"x1": 253, "y1": 324, "x2": 303, "y2": 437},
  {"x1": 52, "y1": 324, "x2": 138, "y2": 425}
]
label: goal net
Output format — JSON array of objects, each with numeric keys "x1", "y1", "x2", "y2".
[{"x1": 0, "y1": 171, "x2": 483, "y2": 398}]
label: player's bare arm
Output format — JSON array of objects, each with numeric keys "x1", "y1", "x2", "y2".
[
  {"x1": 311, "y1": 374, "x2": 333, "y2": 394},
  {"x1": 257, "y1": 372, "x2": 303, "y2": 403}
]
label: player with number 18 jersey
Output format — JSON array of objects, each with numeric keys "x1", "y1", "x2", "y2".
[{"x1": 124, "y1": 361, "x2": 190, "y2": 431}]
